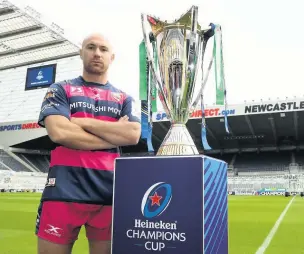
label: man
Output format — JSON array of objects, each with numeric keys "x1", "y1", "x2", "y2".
[{"x1": 35, "y1": 33, "x2": 141, "y2": 254}]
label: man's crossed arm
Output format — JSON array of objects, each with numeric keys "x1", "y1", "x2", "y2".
[
  {"x1": 71, "y1": 116, "x2": 141, "y2": 146},
  {"x1": 44, "y1": 115, "x2": 117, "y2": 150},
  {"x1": 44, "y1": 115, "x2": 141, "y2": 151}
]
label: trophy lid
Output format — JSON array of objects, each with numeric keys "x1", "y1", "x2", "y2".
[{"x1": 144, "y1": 6, "x2": 211, "y2": 37}]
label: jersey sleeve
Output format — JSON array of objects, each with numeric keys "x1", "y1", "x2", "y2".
[
  {"x1": 121, "y1": 95, "x2": 141, "y2": 123},
  {"x1": 38, "y1": 83, "x2": 70, "y2": 128}
]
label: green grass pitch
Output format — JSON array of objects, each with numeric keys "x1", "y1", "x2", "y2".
[{"x1": 0, "y1": 193, "x2": 303, "y2": 254}]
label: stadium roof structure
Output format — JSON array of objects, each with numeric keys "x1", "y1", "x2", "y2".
[
  {"x1": 145, "y1": 98, "x2": 304, "y2": 155},
  {"x1": 149, "y1": 111, "x2": 303, "y2": 155},
  {"x1": 0, "y1": 0, "x2": 80, "y2": 71}
]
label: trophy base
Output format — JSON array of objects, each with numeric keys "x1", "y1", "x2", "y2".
[{"x1": 157, "y1": 124, "x2": 199, "y2": 156}]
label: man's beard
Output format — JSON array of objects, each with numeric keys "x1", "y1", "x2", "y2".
[{"x1": 84, "y1": 63, "x2": 107, "y2": 75}]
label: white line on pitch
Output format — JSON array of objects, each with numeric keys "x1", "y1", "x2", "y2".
[{"x1": 255, "y1": 196, "x2": 296, "y2": 254}]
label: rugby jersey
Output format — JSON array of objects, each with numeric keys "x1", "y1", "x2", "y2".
[{"x1": 38, "y1": 76, "x2": 140, "y2": 205}]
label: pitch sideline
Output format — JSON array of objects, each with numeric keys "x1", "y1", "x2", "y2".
[{"x1": 255, "y1": 196, "x2": 296, "y2": 254}]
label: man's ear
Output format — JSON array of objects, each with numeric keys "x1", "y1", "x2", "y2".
[
  {"x1": 111, "y1": 53, "x2": 115, "y2": 63},
  {"x1": 79, "y1": 49, "x2": 83, "y2": 60}
]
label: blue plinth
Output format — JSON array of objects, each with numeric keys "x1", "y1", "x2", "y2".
[{"x1": 111, "y1": 155, "x2": 228, "y2": 254}]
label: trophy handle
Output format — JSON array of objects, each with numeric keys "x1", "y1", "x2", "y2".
[
  {"x1": 190, "y1": 25, "x2": 215, "y2": 113},
  {"x1": 141, "y1": 14, "x2": 172, "y2": 120}
]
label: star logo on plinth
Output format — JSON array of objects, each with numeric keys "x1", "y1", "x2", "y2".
[{"x1": 149, "y1": 192, "x2": 162, "y2": 206}]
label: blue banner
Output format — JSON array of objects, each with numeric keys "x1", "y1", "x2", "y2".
[{"x1": 25, "y1": 64, "x2": 56, "y2": 90}]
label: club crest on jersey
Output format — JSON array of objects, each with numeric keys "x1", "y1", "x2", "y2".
[
  {"x1": 43, "y1": 90, "x2": 56, "y2": 101},
  {"x1": 111, "y1": 92, "x2": 123, "y2": 102},
  {"x1": 46, "y1": 178, "x2": 56, "y2": 187},
  {"x1": 70, "y1": 86, "x2": 84, "y2": 96}
]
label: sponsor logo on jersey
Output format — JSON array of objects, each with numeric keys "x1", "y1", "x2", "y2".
[{"x1": 70, "y1": 87, "x2": 84, "y2": 96}]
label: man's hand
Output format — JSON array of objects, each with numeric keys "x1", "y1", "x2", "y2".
[
  {"x1": 71, "y1": 116, "x2": 141, "y2": 146},
  {"x1": 119, "y1": 115, "x2": 129, "y2": 122}
]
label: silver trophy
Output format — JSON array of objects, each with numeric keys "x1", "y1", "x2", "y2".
[{"x1": 141, "y1": 6, "x2": 215, "y2": 156}]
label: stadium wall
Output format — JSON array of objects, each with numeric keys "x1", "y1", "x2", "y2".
[
  {"x1": 0, "y1": 170, "x2": 46, "y2": 192},
  {"x1": 228, "y1": 173, "x2": 304, "y2": 195},
  {"x1": 0, "y1": 56, "x2": 82, "y2": 148}
]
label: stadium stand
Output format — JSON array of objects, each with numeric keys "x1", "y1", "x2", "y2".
[
  {"x1": 233, "y1": 151, "x2": 291, "y2": 174},
  {"x1": 294, "y1": 150, "x2": 304, "y2": 166},
  {"x1": 0, "y1": 149, "x2": 32, "y2": 172},
  {"x1": 14, "y1": 153, "x2": 50, "y2": 173}
]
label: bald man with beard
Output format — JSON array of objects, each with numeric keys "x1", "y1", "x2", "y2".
[{"x1": 34, "y1": 33, "x2": 141, "y2": 254}]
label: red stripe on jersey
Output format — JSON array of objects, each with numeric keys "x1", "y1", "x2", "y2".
[
  {"x1": 64, "y1": 84, "x2": 127, "y2": 105},
  {"x1": 71, "y1": 112, "x2": 118, "y2": 122},
  {"x1": 50, "y1": 147, "x2": 119, "y2": 171}
]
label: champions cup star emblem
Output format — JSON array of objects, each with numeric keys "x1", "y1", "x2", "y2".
[
  {"x1": 141, "y1": 182, "x2": 172, "y2": 218},
  {"x1": 149, "y1": 192, "x2": 162, "y2": 206}
]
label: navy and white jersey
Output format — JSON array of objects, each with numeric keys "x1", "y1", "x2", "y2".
[{"x1": 38, "y1": 76, "x2": 140, "y2": 205}]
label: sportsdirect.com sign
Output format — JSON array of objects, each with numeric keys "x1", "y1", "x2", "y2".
[
  {"x1": 0, "y1": 122, "x2": 40, "y2": 132},
  {"x1": 153, "y1": 108, "x2": 236, "y2": 121}
]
